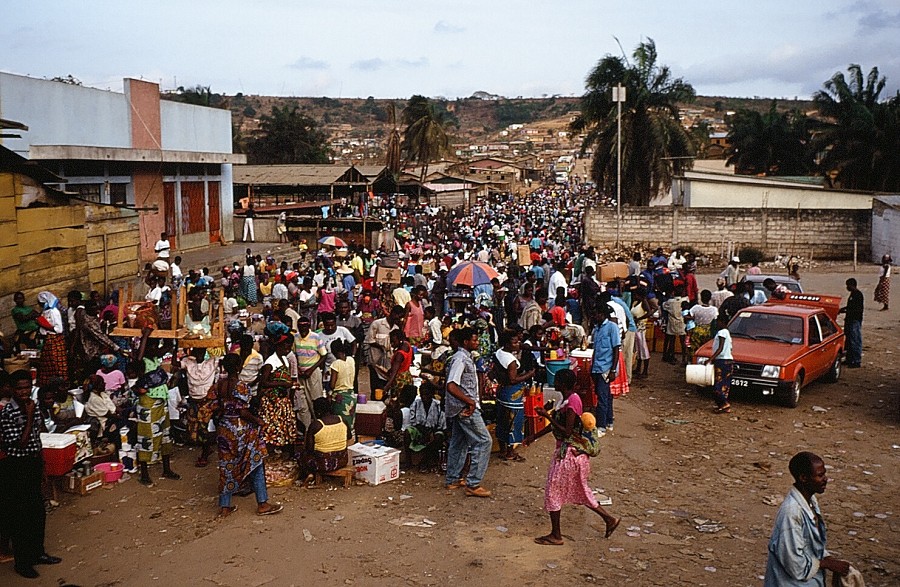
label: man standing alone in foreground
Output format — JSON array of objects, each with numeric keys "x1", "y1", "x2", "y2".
[
  {"x1": 444, "y1": 327, "x2": 492, "y2": 497},
  {"x1": 838, "y1": 278, "x2": 863, "y2": 368},
  {"x1": 764, "y1": 452, "x2": 852, "y2": 586},
  {"x1": 0, "y1": 370, "x2": 62, "y2": 578}
]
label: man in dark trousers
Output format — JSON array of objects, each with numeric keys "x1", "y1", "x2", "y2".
[
  {"x1": 838, "y1": 278, "x2": 864, "y2": 368},
  {"x1": 0, "y1": 370, "x2": 62, "y2": 578}
]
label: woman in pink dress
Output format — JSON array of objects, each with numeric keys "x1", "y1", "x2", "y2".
[
  {"x1": 403, "y1": 285, "x2": 428, "y2": 346},
  {"x1": 526, "y1": 368, "x2": 619, "y2": 545}
]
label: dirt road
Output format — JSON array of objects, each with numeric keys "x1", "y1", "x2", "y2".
[{"x1": 7, "y1": 270, "x2": 898, "y2": 586}]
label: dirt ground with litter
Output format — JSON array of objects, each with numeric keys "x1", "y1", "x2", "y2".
[{"x1": 5, "y1": 269, "x2": 898, "y2": 587}]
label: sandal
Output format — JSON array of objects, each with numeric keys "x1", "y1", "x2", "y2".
[
  {"x1": 162, "y1": 471, "x2": 182, "y2": 480},
  {"x1": 714, "y1": 405, "x2": 732, "y2": 414},
  {"x1": 217, "y1": 505, "x2": 237, "y2": 518},
  {"x1": 195, "y1": 458, "x2": 208, "y2": 468},
  {"x1": 257, "y1": 503, "x2": 284, "y2": 516},
  {"x1": 605, "y1": 518, "x2": 621, "y2": 538},
  {"x1": 138, "y1": 477, "x2": 154, "y2": 487},
  {"x1": 534, "y1": 535, "x2": 564, "y2": 546}
]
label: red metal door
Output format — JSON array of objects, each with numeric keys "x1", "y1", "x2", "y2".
[
  {"x1": 208, "y1": 181, "x2": 221, "y2": 243},
  {"x1": 163, "y1": 182, "x2": 177, "y2": 248}
]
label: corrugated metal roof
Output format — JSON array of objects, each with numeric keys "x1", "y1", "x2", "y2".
[
  {"x1": 355, "y1": 165, "x2": 388, "y2": 179},
  {"x1": 874, "y1": 195, "x2": 900, "y2": 209},
  {"x1": 234, "y1": 164, "x2": 367, "y2": 186}
]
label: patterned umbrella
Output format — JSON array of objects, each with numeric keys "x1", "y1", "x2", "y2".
[
  {"x1": 318, "y1": 236, "x2": 347, "y2": 247},
  {"x1": 446, "y1": 261, "x2": 499, "y2": 287}
]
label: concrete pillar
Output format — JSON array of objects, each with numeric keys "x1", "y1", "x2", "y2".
[{"x1": 220, "y1": 163, "x2": 235, "y2": 242}]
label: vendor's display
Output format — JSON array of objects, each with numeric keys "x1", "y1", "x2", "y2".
[{"x1": 265, "y1": 459, "x2": 299, "y2": 488}]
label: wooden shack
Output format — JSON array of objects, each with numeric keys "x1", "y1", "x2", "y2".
[{"x1": 0, "y1": 145, "x2": 141, "y2": 333}]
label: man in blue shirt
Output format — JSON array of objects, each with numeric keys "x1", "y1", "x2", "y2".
[
  {"x1": 764, "y1": 452, "x2": 851, "y2": 586},
  {"x1": 591, "y1": 304, "x2": 621, "y2": 433},
  {"x1": 609, "y1": 290, "x2": 637, "y2": 384}
]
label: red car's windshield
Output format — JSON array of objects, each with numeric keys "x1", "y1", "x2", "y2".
[{"x1": 729, "y1": 312, "x2": 804, "y2": 344}]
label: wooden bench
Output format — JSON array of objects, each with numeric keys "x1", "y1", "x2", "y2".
[{"x1": 315, "y1": 466, "x2": 355, "y2": 488}]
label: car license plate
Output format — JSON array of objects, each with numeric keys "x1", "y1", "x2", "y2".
[{"x1": 732, "y1": 378, "x2": 750, "y2": 388}]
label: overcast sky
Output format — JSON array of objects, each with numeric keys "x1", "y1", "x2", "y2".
[{"x1": 3, "y1": 0, "x2": 899, "y2": 100}]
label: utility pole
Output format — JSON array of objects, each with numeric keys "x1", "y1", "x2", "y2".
[{"x1": 612, "y1": 83, "x2": 626, "y2": 248}]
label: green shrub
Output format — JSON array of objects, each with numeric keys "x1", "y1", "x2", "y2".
[{"x1": 738, "y1": 246, "x2": 765, "y2": 264}]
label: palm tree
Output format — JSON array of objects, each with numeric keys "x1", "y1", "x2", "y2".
[
  {"x1": 384, "y1": 102, "x2": 402, "y2": 175},
  {"x1": 571, "y1": 39, "x2": 696, "y2": 206},
  {"x1": 726, "y1": 101, "x2": 813, "y2": 176},
  {"x1": 813, "y1": 64, "x2": 900, "y2": 191},
  {"x1": 401, "y1": 95, "x2": 451, "y2": 194}
]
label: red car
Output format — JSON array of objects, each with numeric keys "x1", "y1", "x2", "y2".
[{"x1": 692, "y1": 294, "x2": 844, "y2": 407}]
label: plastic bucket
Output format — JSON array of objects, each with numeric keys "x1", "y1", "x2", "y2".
[
  {"x1": 545, "y1": 359, "x2": 572, "y2": 387},
  {"x1": 94, "y1": 462, "x2": 124, "y2": 484},
  {"x1": 685, "y1": 364, "x2": 714, "y2": 387},
  {"x1": 357, "y1": 393, "x2": 367, "y2": 404}
]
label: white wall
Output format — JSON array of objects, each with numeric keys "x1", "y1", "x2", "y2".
[
  {"x1": 872, "y1": 202, "x2": 899, "y2": 262},
  {"x1": 672, "y1": 172, "x2": 874, "y2": 210},
  {"x1": 0, "y1": 72, "x2": 130, "y2": 156},
  {"x1": 160, "y1": 100, "x2": 233, "y2": 153}
]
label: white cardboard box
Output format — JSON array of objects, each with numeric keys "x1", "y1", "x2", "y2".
[{"x1": 348, "y1": 443, "x2": 400, "y2": 486}]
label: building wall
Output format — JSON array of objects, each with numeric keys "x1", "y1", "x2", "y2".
[
  {"x1": 85, "y1": 204, "x2": 141, "y2": 292},
  {"x1": 0, "y1": 73, "x2": 130, "y2": 156},
  {"x1": 584, "y1": 207, "x2": 871, "y2": 260},
  {"x1": 160, "y1": 101, "x2": 233, "y2": 153},
  {"x1": 673, "y1": 173, "x2": 874, "y2": 209},
  {"x1": 871, "y1": 201, "x2": 899, "y2": 262},
  {"x1": 124, "y1": 79, "x2": 161, "y2": 149},
  {"x1": 134, "y1": 167, "x2": 166, "y2": 260}
]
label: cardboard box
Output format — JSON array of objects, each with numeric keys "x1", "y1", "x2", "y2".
[
  {"x1": 348, "y1": 443, "x2": 400, "y2": 485},
  {"x1": 63, "y1": 471, "x2": 104, "y2": 496},
  {"x1": 598, "y1": 262, "x2": 629, "y2": 282},
  {"x1": 376, "y1": 266, "x2": 403, "y2": 284},
  {"x1": 517, "y1": 244, "x2": 532, "y2": 266}
]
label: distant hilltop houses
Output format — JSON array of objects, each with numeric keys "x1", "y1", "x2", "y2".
[{"x1": 221, "y1": 92, "x2": 803, "y2": 168}]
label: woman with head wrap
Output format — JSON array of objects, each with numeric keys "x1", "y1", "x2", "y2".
[{"x1": 36, "y1": 292, "x2": 68, "y2": 385}]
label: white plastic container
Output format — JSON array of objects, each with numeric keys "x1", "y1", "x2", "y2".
[{"x1": 685, "y1": 364, "x2": 715, "y2": 386}]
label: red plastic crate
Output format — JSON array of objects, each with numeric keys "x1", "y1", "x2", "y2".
[
  {"x1": 525, "y1": 415, "x2": 548, "y2": 437},
  {"x1": 524, "y1": 392, "x2": 544, "y2": 417}
]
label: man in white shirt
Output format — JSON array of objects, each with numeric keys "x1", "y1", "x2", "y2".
[
  {"x1": 547, "y1": 261, "x2": 568, "y2": 299},
  {"x1": 272, "y1": 280, "x2": 289, "y2": 301},
  {"x1": 426, "y1": 306, "x2": 442, "y2": 346},
  {"x1": 668, "y1": 248, "x2": 686, "y2": 272},
  {"x1": 170, "y1": 255, "x2": 183, "y2": 288},
  {"x1": 154, "y1": 232, "x2": 171, "y2": 259}
]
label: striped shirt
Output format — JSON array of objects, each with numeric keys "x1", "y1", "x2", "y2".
[{"x1": 294, "y1": 332, "x2": 326, "y2": 370}]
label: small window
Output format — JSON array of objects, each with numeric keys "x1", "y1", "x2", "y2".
[
  {"x1": 808, "y1": 317, "x2": 822, "y2": 345},
  {"x1": 109, "y1": 183, "x2": 127, "y2": 206},
  {"x1": 817, "y1": 314, "x2": 838, "y2": 340}
]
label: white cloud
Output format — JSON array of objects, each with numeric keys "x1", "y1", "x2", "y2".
[{"x1": 289, "y1": 57, "x2": 329, "y2": 70}]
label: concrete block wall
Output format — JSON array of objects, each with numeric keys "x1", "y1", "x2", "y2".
[{"x1": 585, "y1": 207, "x2": 871, "y2": 260}]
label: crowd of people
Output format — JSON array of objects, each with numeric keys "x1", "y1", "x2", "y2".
[{"x1": 0, "y1": 179, "x2": 885, "y2": 582}]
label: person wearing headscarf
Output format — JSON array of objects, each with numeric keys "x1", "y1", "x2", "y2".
[{"x1": 36, "y1": 292, "x2": 68, "y2": 385}]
